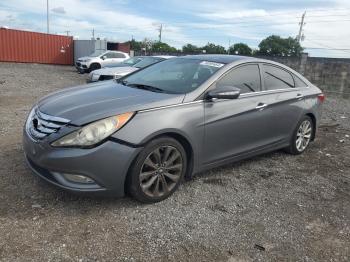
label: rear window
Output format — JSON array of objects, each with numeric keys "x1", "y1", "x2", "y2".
[
  {"x1": 293, "y1": 74, "x2": 308, "y2": 87},
  {"x1": 263, "y1": 64, "x2": 294, "y2": 90}
]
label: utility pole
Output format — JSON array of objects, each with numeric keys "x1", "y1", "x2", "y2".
[
  {"x1": 297, "y1": 11, "x2": 306, "y2": 43},
  {"x1": 92, "y1": 28, "x2": 95, "y2": 40},
  {"x1": 65, "y1": 30, "x2": 70, "y2": 36},
  {"x1": 228, "y1": 39, "x2": 231, "y2": 54},
  {"x1": 158, "y1": 24, "x2": 163, "y2": 42},
  {"x1": 46, "y1": 0, "x2": 49, "y2": 34}
]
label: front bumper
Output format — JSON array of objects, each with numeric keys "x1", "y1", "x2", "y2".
[
  {"x1": 86, "y1": 73, "x2": 101, "y2": 83},
  {"x1": 23, "y1": 129, "x2": 142, "y2": 197},
  {"x1": 75, "y1": 62, "x2": 89, "y2": 73}
]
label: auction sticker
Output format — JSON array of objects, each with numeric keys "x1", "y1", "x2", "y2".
[{"x1": 200, "y1": 61, "x2": 225, "y2": 68}]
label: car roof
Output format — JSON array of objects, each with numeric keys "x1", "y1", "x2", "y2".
[
  {"x1": 181, "y1": 54, "x2": 257, "y2": 64},
  {"x1": 152, "y1": 55, "x2": 176, "y2": 59},
  {"x1": 107, "y1": 50, "x2": 128, "y2": 54}
]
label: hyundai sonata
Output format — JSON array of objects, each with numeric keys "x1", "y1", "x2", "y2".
[{"x1": 23, "y1": 55, "x2": 324, "y2": 203}]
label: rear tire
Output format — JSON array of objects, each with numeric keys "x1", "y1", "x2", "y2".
[
  {"x1": 127, "y1": 137, "x2": 187, "y2": 203},
  {"x1": 89, "y1": 63, "x2": 101, "y2": 72},
  {"x1": 285, "y1": 115, "x2": 313, "y2": 155}
]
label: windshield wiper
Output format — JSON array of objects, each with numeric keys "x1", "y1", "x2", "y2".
[
  {"x1": 126, "y1": 83, "x2": 165, "y2": 93},
  {"x1": 116, "y1": 79, "x2": 128, "y2": 86}
]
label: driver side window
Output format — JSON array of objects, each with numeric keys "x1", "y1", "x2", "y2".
[
  {"x1": 217, "y1": 64, "x2": 261, "y2": 94},
  {"x1": 103, "y1": 52, "x2": 114, "y2": 59}
]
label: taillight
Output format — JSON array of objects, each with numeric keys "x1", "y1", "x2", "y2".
[{"x1": 317, "y1": 93, "x2": 325, "y2": 103}]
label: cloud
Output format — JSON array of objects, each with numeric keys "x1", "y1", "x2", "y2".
[
  {"x1": 1, "y1": 0, "x2": 350, "y2": 57},
  {"x1": 51, "y1": 7, "x2": 66, "y2": 15}
]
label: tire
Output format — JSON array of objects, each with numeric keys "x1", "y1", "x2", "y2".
[
  {"x1": 89, "y1": 63, "x2": 101, "y2": 72},
  {"x1": 127, "y1": 137, "x2": 187, "y2": 203},
  {"x1": 285, "y1": 115, "x2": 314, "y2": 155}
]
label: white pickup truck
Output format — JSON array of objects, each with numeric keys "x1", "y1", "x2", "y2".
[{"x1": 75, "y1": 50, "x2": 130, "y2": 73}]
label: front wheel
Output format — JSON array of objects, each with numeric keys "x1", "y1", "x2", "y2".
[
  {"x1": 127, "y1": 137, "x2": 187, "y2": 203},
  {"x1": 286, "y1": 116, "x2": 313, "y2": 155}
]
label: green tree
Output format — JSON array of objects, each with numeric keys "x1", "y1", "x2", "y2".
[
  {"x1": 229, "y1": 43, "x2": 252, "y2": 56},
  {"x1": 151, "y1": 41, "x2": 177, "y2": 52},
  {"x1": 182, "y1": 44, "x2": 201, "y2": 53},
  {"x1": 129, "y1": 39, "x2": 143, "y2": 51},
  {"x1": 258, "y1": 35, "x2": 303, "y2": 57},
  {"x1": 202, "y1": 43, "x2": 226, "y2": 54}
]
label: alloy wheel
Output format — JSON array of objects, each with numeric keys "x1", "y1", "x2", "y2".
[
  {"x1": 296, "y1": 120, "x2": 312, "y2": 152},
  {"x1": 139, "y1": 145, "x2": 183, "y2": 198}
]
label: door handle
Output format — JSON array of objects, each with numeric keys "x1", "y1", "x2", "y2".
[
  {"x1": 296, "y1": 93, "x2": 304, "y2": 100},
  {"x1": 255, "y1": 103, "x2": 268, "y2": 110}
]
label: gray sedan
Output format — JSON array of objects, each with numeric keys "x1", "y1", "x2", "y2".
[{"x1": 23, "y1": 55, "x2": 324, "y2": 203}]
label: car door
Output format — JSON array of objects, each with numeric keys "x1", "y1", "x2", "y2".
[
  {"x1": 203, "y1": 63, "x2": 280, "y2": 165},
  {"x1": 100, "y1": 52, "x2": 115, "y2": 66},
  {"x1": 256, "y1": 63, "x2": 305, "y2": 143}
]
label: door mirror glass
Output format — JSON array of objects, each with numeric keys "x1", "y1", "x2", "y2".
[{"x1": 207, "y1": 86, "x2": 241, "y2": 100}]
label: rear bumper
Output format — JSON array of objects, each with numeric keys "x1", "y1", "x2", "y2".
[{"x1": 23, "y1": 129, "x2": 142, "y2": 197}]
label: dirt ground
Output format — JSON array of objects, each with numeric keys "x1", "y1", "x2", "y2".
[{"x1": 0, "y1": 62, "x2": 349, "y2": 262}]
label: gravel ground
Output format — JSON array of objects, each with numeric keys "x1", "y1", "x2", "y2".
[{"x1": 0, "y1": 62, "x2": 349, "y2": 261}]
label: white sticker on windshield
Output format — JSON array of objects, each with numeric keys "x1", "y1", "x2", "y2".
[{"x1": 200, "y1": 61, "x2": 224, "y2": 68}]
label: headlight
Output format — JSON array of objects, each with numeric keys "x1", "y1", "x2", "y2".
[
  {"x1": 51, "y1": 112, "x2": 134, "y2": 147},
  {"x1": 25, "y1": 107, "x2": 36, "y2": 130}
]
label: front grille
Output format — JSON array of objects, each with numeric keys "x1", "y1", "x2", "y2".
[
  {"x1": 99, "y1": 75, "x2": 114, "y2": 81},
  {"x1": 27, "y1": 109, "x2": 70, "y2": 140}
]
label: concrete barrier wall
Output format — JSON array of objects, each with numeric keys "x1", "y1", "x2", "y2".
[{"x1": 256, "y1": 55, "x2": 350, "y2": 95}]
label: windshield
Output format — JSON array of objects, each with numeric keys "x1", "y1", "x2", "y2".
[
  {"x1": 122, "y1": 58, "x2": 224, "y2": 94},
  {"x1": 122, "y1": 57, "x2": 143, "y2": 65},
  {"x1": 133, "y1": 57, "x2": 163, "y2": 68},
  {"x1": 89, "y1": 50, "x2": 105, "y2": 57}
]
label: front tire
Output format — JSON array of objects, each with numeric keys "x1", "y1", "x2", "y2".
[
  {"x1": 127, "y1": 137, "x2": 187, "y2": 203},
  {"x1": 286, "y1": 115, "x2": 313, "y2": 155}
]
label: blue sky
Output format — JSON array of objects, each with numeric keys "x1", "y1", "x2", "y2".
[{"x1": 1, "y1": 0, "x2": 350, "y2": 57}]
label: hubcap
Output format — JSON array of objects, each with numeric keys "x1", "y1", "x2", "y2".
[
  {"x1": 296, "y1": 120, "x2": 312, "y2": 152},
  {"x1": 139, "y1": 146, "x2": 183, "y2": 198}
]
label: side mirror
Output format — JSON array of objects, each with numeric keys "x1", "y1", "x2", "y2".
[
  {"x1": 101, "y1": 55, "x2": 107, "y2": 60},
  {"x1": 207, "y1": 86, "x2": 241, "y2": 100}
]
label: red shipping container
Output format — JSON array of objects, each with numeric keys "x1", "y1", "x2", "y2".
[{"x1": 0, "y1": 28, "x2": 73, "y2": 65}]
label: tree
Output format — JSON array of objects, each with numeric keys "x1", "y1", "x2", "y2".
[
  {"x1": 229, "y1": 43, "x2": 252, "y2": 56},
  {"x1": 182, "y1": 44, "x2": 201, "y2": 53},
  {"x1": 129, "y1": 39, "x2": 143, "y2": 51},
  {"x1": 257, "y1": 35, "x2": 303, "y2": 57},
  {"x1": 151, "y1": 41, "x2": 177, "y2": 53},
  {"x1": 202, "y1": 43, "x2": 226, "y2": 54}
]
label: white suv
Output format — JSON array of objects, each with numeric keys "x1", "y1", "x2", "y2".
[{"x1": 76, "y1": 50, "x2": 130, "y2": 73}]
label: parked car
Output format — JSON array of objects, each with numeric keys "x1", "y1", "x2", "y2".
[
  {"x1": 23, "y1": 55, "x2": 324, "y2": 203},
  {"x1": 75, "y1": 50, "x2": 130, "y2": 73},
  {"x1": 106, "y1": 56, "x2": 146, "y2": 68},
  {"x1": 88, "y1": 56, "x2": 174, "y2": 82}
]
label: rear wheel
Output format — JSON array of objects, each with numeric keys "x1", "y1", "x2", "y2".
[
  {"x1": 89, "y1": 63, "x2": 101, "y2": 72},
  {"x1": 286, "y1": 116, "x2": 313, "y2": 155},
  {"x1": 127, "y1": 137, "x2": 187, "y2": 203}
]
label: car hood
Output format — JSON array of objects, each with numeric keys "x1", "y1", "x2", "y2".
[
  {"x1": 38, "y1": 81, "x2": 184, "y2": 125},
  {"x1": 93, "y1": 66, "x2": 138, "y2": 76},
  {"x1": 78, "y1": 56, "x2": 94, "y2": 61}
]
